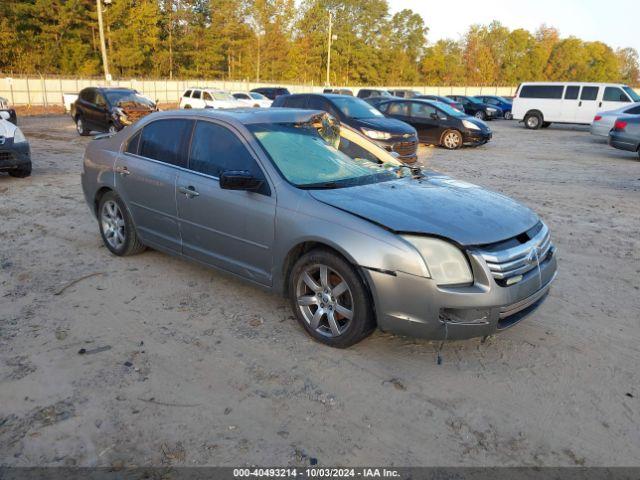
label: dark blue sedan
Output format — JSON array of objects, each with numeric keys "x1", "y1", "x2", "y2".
[{"x1": 474, "y1": 95, "x2": 513, "y2": 120}]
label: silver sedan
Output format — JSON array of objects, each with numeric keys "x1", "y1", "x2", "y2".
[
  {"x1": 81, "y1": 109, "x2": 557, "y2": 347},
  {"x1": 591, "y1": 102, "x2": 640, "y2": 137}
]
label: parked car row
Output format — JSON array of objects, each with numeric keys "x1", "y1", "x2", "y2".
[{"x1": 80, "y1": 107, "x2": 557, "y2": 347}]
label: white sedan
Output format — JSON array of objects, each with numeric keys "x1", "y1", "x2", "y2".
[
  {"x1": 232, "y1": 92, "x2": 272, "y2": 108},
  {"x1": 591, "y1": 103, "x2": 640, "y2": 137}
]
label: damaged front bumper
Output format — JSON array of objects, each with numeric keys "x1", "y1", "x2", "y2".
[{"x1": 363, "y1": 247, "x2": 557, "y2": 340}]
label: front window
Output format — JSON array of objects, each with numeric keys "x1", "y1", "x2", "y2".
[
  {"x1": 248, "y1": 120, "x2": 408, "y2": 189},
  {"x1": 331, "y1": 97, "x2": 384, "y2": 119},
  {"x1": 622, "y1": 87, "x2": 640, "y2": 102},
  {"x1": 104, "y1": 90, "x2": 154, "y2": 107}
]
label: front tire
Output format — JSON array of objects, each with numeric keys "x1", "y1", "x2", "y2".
[
  {"x1": 75, "y1": 116, "x2": 90, "y2": 136},
  {"x1": 524, "y1": 112, "x2": 543, "y2": 130},
  {"x1": 441, "y1": 129, "x2": 463, "y2": 150},
  {"x1": 475, "y1": 111, "x2": 486, "y2": 121},
  {"x1": 98, "y1": 191, "x2": 145, "y2": 256},
  {"x1": 289, "y1": 249, "x2": 375, "y2": 348},
  {"x1": 504, "y1": 112, "x2": 513, "y2": 120},
  {"x1": 8, "y1": 163, "x2": 32, "y2": 178}
]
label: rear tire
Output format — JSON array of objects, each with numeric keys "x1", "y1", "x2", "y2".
[
  {"x1": 288, "y1": 249, "x2": 375, "y2": 348},
  {"x1": 8, "y1": 163, "x2": 32, "y2": 178},
  {"x1": 441, "y1": 129, "x2": 463, "y2": 150},
  {"x1": 98, "y1": 191, "x2": 145, "y2": 257},
  {"x1": 75, "y1": 116, "x2": 90, "y2": 136},
  {"x1": 524, "y1": 112, "x2": 543, "y2": 130}
]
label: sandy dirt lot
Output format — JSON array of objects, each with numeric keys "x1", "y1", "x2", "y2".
[{"x1": 1, "y1": 115, "x2": 639, "y2": 467}]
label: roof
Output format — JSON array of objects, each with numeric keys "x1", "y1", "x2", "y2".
[
  {"x1": 145, "y1": 107, "x2": 326, "y2": 126},
  {"x1": 518, "y1": 82, "x2": 629, "y2": 87}
]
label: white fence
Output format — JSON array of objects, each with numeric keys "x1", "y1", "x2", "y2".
[{"x1": 0, "y1": 76, "x2": 518, "y2": 107}]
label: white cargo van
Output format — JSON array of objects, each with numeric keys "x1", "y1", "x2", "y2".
[{"x1": 512, "y1": 82, "x2": 640, "y2": 129}]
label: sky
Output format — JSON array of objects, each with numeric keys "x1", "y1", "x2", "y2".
[{"x1": 389, "y1": 0, "x2": 639, "y2": 53}]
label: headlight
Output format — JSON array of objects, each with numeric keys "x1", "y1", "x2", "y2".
[
  {"x1": 13, "y1": 127, "x2": 27, "y2": 144},
  {"x1": 486, "y1": 107, "x2": 497, "y2": 113},
  {"x1": 361, "y1": 128, "x2": 391, "y2": 140},
  {"x1": 462, "y1": 120, "x2": 480, "y2": 130},
  {"x1": 402, "y1": 236, "x2": 473, "y2": 286}
]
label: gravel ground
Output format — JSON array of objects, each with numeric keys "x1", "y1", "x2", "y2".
[{"x1": 1, "y1": 116, "x2": 639, "y2": 467}]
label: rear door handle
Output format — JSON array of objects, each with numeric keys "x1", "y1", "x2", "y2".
[
  {"x1": 116, "y1": 166, "x2": 131, "y2": 176},
  {"x1": 178, "y1": 186, "x2": 200, "y2": 198}
]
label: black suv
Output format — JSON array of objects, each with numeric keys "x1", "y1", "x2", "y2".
[
  {"x1": 72, "y1": 87, "x2": 157, "y2": 136},
  {"x1": 272, "y1": 93, "x2": 418, "y2": 163},
  {"x1": 250, "y1": 87, "x2": 291, "y2": 100}
]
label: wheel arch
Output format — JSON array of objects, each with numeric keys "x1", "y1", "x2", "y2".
[
  {"x1": 94, "y1": 186, "x2": 113, "y2": 216},
  {"x1": 280, "y1": 240, "x2": 378, "y2": 326},
  {"x1": 525, "y1": 109, "x2": 544, "y2": 120}
]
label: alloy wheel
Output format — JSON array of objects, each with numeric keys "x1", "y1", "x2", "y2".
[
  {"x1": 76, "y1": 118, "x2": 84, "y2": 133},
  {"x1": 108, "y1": 124, "x2": 117, "y2": 134},
  {"x1": 527, "y1": 116, "x2": 540, "y2": 129},
  {"x1": 101, "y1": 200, "x2": 126, "y2": 250},
  {"x1": 443, "y1": 131, "x2": 461, "y2": 149},
  {"x1": 295, "y1": 264, "x2": 354, "y2": 338}
]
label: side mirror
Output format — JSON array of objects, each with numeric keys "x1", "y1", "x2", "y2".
[{"x1": 219, "y1": 170, "x2": 263, "y2": 192}]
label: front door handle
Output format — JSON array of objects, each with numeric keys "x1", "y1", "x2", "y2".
[
  {"x1": 116, "y1": 166, "x2": 131, "y2": 176},
  {"x1": 178, "y1": 186, "x2": 200, "y2": 198},
  {"x1": 578, "y1": 101, "x2": 583, "y2": 107}
]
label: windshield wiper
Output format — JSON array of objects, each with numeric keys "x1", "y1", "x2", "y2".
[{"x1": 299, "y1": 181, "x2": 341, "y2": 190}]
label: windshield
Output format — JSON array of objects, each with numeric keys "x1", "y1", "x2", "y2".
[
  {"x1": 623, "y1": 87, "x2": 640, "y2": 102},
  {"x1": 331, "y1": 97, "x2": 384, "y2": 119},
  {"x1": 104, "y1": 90, "x2": 154, "y2": 107},
  {"x1": 496, "y1": 96, "x2": 512, "y2": 104},
  {"x1": 250, "y1": 92, "x2": 267, "y2": 100},
  {"x1": 466, "y1": 96, "x2": 483, "y2": 105},
  {"x1": 248, "y1": 122, "x2": 407, "y2": 189},
  {"x1": 434, "y1": 101, "x2": 466, "y2": 117}
]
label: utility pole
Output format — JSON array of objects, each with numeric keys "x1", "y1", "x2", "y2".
[
  {"x1": 96, "y1": 0, "x2": 111, "y2": 83},
  {"x1": 326, "y1": 12, "x2": 332, "y2": 86}
]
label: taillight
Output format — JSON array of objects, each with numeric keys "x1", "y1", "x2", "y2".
[
  {"x1": 614, "y1": 120, "x2": 628, "y2": 131},
  {"x1": 594, "y1": 115, "x2": 602, "y2": 122}
]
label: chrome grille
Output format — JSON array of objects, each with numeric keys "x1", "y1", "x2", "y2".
[{"x1": 476, "y1": 223, "x2": 553, "y2": 282}]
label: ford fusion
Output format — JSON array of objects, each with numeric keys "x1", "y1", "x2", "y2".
[{"x1": 81, "y1": 109, "x2": 557, "y2": 348}]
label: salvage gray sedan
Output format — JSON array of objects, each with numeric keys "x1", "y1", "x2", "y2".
[{"x1": 81, "y1": 109, "x2": 557, "y2": 347}]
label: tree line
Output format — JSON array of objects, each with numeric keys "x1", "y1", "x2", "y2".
[{"x1": 1, "y1": 0, "x2": 638, "y2": 86}]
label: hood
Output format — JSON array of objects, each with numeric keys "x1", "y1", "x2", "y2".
[
  {"x1": 0, "y1": 119, "x2": 17, "y2": 139},
  {"x1": 116, "y1": 100, "x2": 155, "y2": 111},
  {"x1": 352, "y1": 117, "x2": 416, "y2": 135},
  {"x1": 309, "y1": 174, "x2": 539, "y2": 246},
  {"x1": 464, "y1": 116, "x2": 491, "y2": 131}
]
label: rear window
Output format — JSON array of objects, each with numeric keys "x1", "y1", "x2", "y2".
[
  {"x1": 580, "y1": 87, "x2": 599, "y2": 101},
  {"x1": 139, "y1": 119, "x2": 193, "y2": 168},
  {"x1": 519, "y1": 85, "x2": 564, "y2": 99}
]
